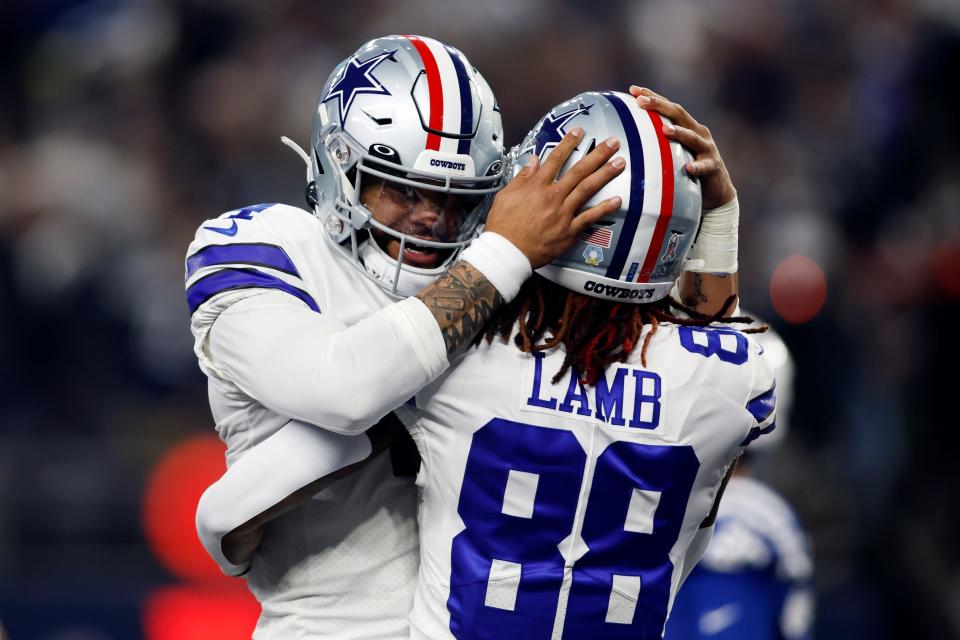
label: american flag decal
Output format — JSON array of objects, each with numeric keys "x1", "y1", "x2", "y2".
[{"x1": 578, "y1": 225, "x2": 613, "y2": 249}]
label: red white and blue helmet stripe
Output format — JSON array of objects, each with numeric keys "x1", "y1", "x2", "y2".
[
  {"x1": 404, "y1": 35, "x2": 476, "y2": 155},
  {"x1": 601, "y1": 91, "x2": 677, "y2": 284},
  {"x1": 518, "y1": 90, "x2": 700, "y2": 303}
]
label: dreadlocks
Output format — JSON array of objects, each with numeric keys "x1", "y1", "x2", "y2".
[{"x1": 480, "y1": 275, "x2": 766, "y2": 386}]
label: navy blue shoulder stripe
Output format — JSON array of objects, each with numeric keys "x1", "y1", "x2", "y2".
[
  {"x1": 746, "y1": 384, "x2": 777, "y2": 424},
  {"x1": 741, "y1": 420, "x2": 777, "y2": 447},
  {"x1": 186, "y1": 267, "x2": 319, "y2": 315},
  {"x1": 740, "y1": 383, "x2": 777, "y2": 446},
  {"x1": 601, "y1": 91, "x2": 645, "y2": 280},
  {"x1": 186, "y1": 243, "x2": 299, "y2": 279}
]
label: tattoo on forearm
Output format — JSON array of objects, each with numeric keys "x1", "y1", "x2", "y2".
[
  {"x1": 682, "y1": 272, "x2": 709, "y2": 307},
  {"x1": 419, "y1": 261, "x2": 504, "y2": 356}
]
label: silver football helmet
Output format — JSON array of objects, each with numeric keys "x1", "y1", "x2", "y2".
[
  {"x1": 512, "y1": 91, "x2": 701, "y2": 303},
  {"x1": 300, "y1": 35, "x2": 505, "y2": 297}
]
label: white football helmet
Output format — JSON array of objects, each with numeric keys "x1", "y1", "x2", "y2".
[
  {"x1": 512, "y1": 91, "x2": 702, "y2": 303},
  {"x1": 296, "y1": 35, "x2": 505, "y2": 297}
]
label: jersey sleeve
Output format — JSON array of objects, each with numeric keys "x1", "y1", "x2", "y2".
[
  {"x1": 208, "y1": 291, "x2": 447, "y2": 434},
  {"x1": 738, "y1": 339, "x2": 778, "y2": 449},
  {"x1": 185, "y1": 204, "x2": 320, "y2": 378},
  {"x1": 185, "y1": 204, "x2": 449, "y2": 435},
  {"x1": 196, "y1": 420, "x2": 374, "y2": 576}
]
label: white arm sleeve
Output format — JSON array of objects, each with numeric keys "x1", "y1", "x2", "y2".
[
  {"x1": 207, "y1": 290, "x2": 447, "y2": 435},
  {"x1": 196, "y1": 420, "x2": 373, "y2": 576}
]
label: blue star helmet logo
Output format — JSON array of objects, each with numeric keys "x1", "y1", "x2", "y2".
[
  {"x1": 322, "y1": 50, "x2": 397, "y2": 129},
  {"x1": 522, "y1": 103, "x2": 593, "y2": 160}
]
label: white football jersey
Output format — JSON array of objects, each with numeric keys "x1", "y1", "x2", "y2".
[
  {"x1": 401, "y1": 322, "x2": 777, "y2": 640},
  {"x1": 185, "y1": 202, "x2": 418, "y2": 640}
]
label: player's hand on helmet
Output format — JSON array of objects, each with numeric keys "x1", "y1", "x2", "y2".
[
  {"x1": 484, "y1": 127, "x2": 625, "y2": 269},
  {"x1": 629, "y1": 86, "x2": 736, "y2": 210}
]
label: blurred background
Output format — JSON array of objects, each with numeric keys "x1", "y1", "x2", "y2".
[{"x1": 1, "y1": 0, "x2": 959, "y2": 637}]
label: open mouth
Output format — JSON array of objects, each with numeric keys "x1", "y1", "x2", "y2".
[{"x1": 389, "y1": 237, "x2": 451, "y2": 268}]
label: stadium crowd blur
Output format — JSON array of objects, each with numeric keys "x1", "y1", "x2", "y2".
[{"x1": 1, "y1": 0, "x2": 959, "y2": 638}]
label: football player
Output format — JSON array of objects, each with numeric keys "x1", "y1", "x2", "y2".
[
  {"x1": 195, "y1": 86, "x2": 756, "y2": 639},
  {"x1": 664, "y1": 325, "x2": 814, "y2": 640},
  {"x1": 389, "y1": 90, "x2": 772, "y2": 639},
  {"x1": 186, "y1": 35, "x2": 625, "y2": 639}
]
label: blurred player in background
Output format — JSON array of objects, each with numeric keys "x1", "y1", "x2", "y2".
[
  {"x1": 665, "y1": 323, "x2": 815, "y2": 640},
  {"x1": 185, "y1": 35, "x2": 624, "y2": 639}
]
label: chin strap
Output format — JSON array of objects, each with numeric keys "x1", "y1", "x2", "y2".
[
  {"x1": 281, "y1": 136, "x2": 319, "y2": 211},
  {"x1": 281, "y1": 136, "x2": 312, "y2": 181}
]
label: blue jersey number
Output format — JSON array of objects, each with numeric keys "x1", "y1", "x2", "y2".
[
  {"x1": 678, "y1": 326, "x2": 749, "y2": 365},
  {"x1": 448, "y1": 418, "x2": 700, "y2": 639}
]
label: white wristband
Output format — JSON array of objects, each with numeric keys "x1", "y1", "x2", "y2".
[
  {"x1": 459, "y1": 231, "x2": 533, "y2": 302},
  {"x1": 684, "y1": 196, "x2": 739, "y2": 274}
]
